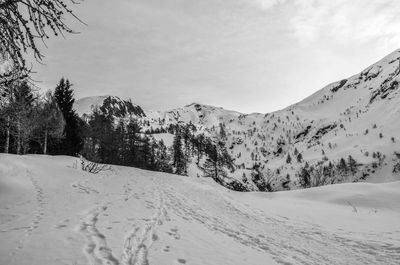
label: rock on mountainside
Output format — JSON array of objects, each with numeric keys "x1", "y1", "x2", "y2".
[
  {"x1": 75, "y1": 95, "x2": 145, "y2": 119},
  {"x1": 74, "y1": 49, "x2": 400, "y2": 191}
]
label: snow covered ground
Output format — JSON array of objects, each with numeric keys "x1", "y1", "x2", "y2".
[{"x1": 1, "y1": 154, "x2": 399, "y2": 265}]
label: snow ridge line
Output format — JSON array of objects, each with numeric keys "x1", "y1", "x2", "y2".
[
  {"x1": 78, "y1": 205, "x2": 120, "y2": 265},
  {"x1": 121, "y1": 189, "x2": 166, "y2": 265}
]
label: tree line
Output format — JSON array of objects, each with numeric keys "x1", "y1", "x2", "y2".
[
  {"x1": 0, "y1": 78, "x2": 242, "y2": 190},
  {"x1": 297, "y1": 155, "x2": 358, "y2": 188},
  {"x1": 0, "y1": 78, "x2": 82, "y2": 155}
]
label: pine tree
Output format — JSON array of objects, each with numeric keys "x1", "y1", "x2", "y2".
[
  {"x1": 126, "y1": 118, "x2": 141, "y2": 166},
  {"x1": 154, "y1": 139, "x2": 173, "y2": 173},
  {"x1": 202, "y1": 145, "x2": 220, "y2": 180},
  {"x1": 172, "y1": 132, "x2": 186, "y2": 175},
  {"x1": 298, "y1": 166, "x2": 311, "y2": 188},
  {"x1": 219, "y1": 123, "x2": 227, "y2": 140},
  {"x1": 53, "y1": 78, "x2": 83, "y2": 155},
  {"x1": 296, "y1": 153, "x2": 303, "y2": 163},
  {"x1": 347, "y1": 155, "x2": 357, "y2": 175},
  {"x1": 94, "y1": 107, "x2": 116, "y2": 163},
  {"x1": 294, "y1": 148, "x2": 299, "y2": 156},
  {"x1": 286, "y1": 153, "x2": 292, "y2": 164},
  {"x1": 138, "y1": 135, "x2": 153, "y2": 169},
  {"x1": 337, "y1": 157, "x2": 347, "y2": 174},
  {"x1": 114, "y1": 119, "x2": 127, "y2": 164}
]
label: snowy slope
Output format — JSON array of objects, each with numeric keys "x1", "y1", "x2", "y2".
[
  {"x1": 0, "y1": 154, "x2": 399, "y2": 265},
  {"x1": 73, "y1": 49, "x2": 400, "y2": 190}
]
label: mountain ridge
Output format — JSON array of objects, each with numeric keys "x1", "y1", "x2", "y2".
[{"x1": 74, "y1": 49, "x2": 400, "y2": 191}]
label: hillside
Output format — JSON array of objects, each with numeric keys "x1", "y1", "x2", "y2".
[
  {"x1": 74, "y1": 49, "x2": 400, "y2": 191},
  {"x1": 1, "y1": 154, "x2": 399, "y2": 265}
]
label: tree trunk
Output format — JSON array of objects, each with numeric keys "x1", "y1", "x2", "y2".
[
  {"x1": 16, "y1": 120, "x2": 21, "y2": 155},
  {"x1": 4, "y1": 115, "x2": 10, "y2": 153},
  {"x1": 43, "y1": 129, "x2": 48, "y2": 155}
]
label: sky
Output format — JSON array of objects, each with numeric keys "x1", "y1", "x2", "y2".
[{"x1": 32, "y1": 0, "x2": 400, "y2": 114}]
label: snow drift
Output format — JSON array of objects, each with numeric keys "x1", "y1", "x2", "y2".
[{"x1": 0, "y1": 154, "x2": 399, "y2": 265}]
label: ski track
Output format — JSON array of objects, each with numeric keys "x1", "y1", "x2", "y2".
[
  {"x1": 79, "y1": 205, "x2": 120, "y2": 265},
  {"x1": 9, "y1": 170, "x2": 46, "y2": 259},
  {"x1": 121, "y1": 188, "x2": 167, "y2": 265},
  {"x1": 2, "y1": 160, "x2": 399, "y2": 265},
  {"x1": 71, "y1": 180, "x2": 100, "y2": 195},
  {"x1": 76, "y1": 175, "x2": 400, "y2": 265},
  {"x1": 161, "y1": 183, "x2": 400, "y2": 265},
  {"x1": 78, "y1": 178, "x2": 168, "y2": 265}
]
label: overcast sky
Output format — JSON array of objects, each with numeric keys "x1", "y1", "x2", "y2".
[{"x1": 32, "y1": 0, "x2": 400, "y2": 113}]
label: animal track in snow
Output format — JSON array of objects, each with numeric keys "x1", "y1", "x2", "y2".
[
  {"x1": 78, "y1": 205, "x2": 120, "y2": 265},
  {"x1": 121, "y1": 189, "x2": 167, "y2": 265},
  {"x1": 10, "y1": 173, "x2": 46, "y2": 259},
  {"x1": 77, "y1": 189, "x2": 168, "y2": 265}
]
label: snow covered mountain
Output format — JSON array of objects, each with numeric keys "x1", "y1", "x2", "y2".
[
  {"x1": 74, "y1": 49, "x2": 400, "y2": 191},
  {"x1": 75, "y1": 95, "x2": 145, "y2": 118}
]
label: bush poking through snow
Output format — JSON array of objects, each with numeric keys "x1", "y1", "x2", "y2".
[
  {"x1": 393, "y1": 152, "x2": 400, "y2": 174},
  {"x1": 80, "y1": 156, "x2": 111, "y2": 174}
]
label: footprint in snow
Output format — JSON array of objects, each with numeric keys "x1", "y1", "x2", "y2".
[
  {"x1": 176, "y1": 258, "x2": 187, "y2": 264},
  {"x1": 166, "y1": 228, "x2": 180, "y2": 240},
  {"x1": 55, "y1": 224, "x2": 68, "y2": 229},
  {"x1": 163, "y1": 246, "x2": 170, "y2": 252}
]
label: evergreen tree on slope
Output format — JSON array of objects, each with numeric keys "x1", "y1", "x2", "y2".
[{"x1": 53, "y1": 78, "x2": 83, "y2": 155}]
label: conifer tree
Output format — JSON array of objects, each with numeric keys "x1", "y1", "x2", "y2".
[
  {"x1": 294, "y1": 148, "x2": 299, "y2": 156},
  {"x1": 53, "y1": 78, "x2": 83, "y2": 155},
  {"x1": 138, "y1": 135, "x2": 153, "y2": 169},
  {"x1": 219, "y1": 123, "x2": 227, "y2": 140},
  {"x1": 153, "y1": 139, "x2": 173, "y2": 173},
  {"x1": 296, "y1": 152, "x2": 303, "y2": 163},
  {"x1": 338, "y1": 157, "x2": 347, "y2": 173},
  {"x1": 172, "y1": 131, "x2": 186, "y2": 175},
  {"x1": 298, "y1": 167, "x2": 310, "y2": 188},
  {"x1": 202, "y1": 142, "x2": 230, "y2": 185},
  {"x1": 286, "y1": 153, "x2": 292, "y2": 164},
  {"x1": 347, "y1": 155, "x2": 357, "y2": 175},
  {"x1": 115, "y1": 119, "x2": 127, "y2": 164},
  {"x1": 126, "y1": 118, "x2": 141, "y2": 165}
]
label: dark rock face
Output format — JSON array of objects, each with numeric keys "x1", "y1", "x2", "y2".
[
  {"x1": 310, "y1": 124, "x2": 337, "y2": 142},
  {"x1": 331, "y1": 79, "x2": 348, "y2": 93},
  {"x1": 295, "y1": 125, "x2": 312, "y2": 141},
  {"x1": 100, "y1": 96, "x2": 146, "y2": 118}
]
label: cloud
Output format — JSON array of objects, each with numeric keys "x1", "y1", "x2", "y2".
[
  {"x1": 255, "y1": 0, "x2": 400, "y2": 48},
  {"x1": 33, "y1": 0, "x2": 400, "y2": 114},
  {"x1": 255, "y1": 0, "x2": 288, "y2": 9}
]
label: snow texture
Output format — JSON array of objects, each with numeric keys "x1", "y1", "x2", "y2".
[{"x1": 0, "y1": 154, "x2": 399, "y2": 265}]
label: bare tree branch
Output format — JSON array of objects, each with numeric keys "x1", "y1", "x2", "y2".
[{"x1": 0, "y1": 0, "x2": 84, "y2": 85}]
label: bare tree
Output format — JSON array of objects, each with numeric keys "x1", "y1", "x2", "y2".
[
  {"x1": 9, "y1": 81, "x2": 37, "y2": 154},
  {"x1": 36, "y1": 90, "x2": 65, "y2": 154},
  {"x1": 0, "y1": 0, "x2": 83, "y2": 85}
]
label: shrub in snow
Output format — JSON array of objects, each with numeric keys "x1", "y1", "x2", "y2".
[{"x1": 80, "y1": 156, "x2": 111, "y2": 174}]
